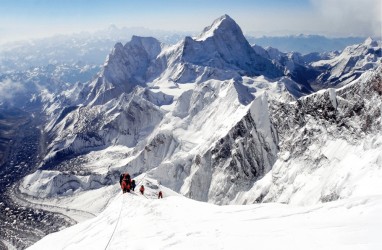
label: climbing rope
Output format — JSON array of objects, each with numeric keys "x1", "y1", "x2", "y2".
[
  {"x1": 104, "y1": 192, "x2": 125, "y2": 250},
  {"x1": 135, "y1": 172, "x2": 147, "y2": 188},
  {"x1": 104, "y1": 172, "x2": 151, "y2": 249}
]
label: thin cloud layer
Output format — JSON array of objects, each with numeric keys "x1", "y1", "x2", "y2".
[
  {"x1": 0, "y1": 0, "x2": 380, "y2": 43},
  {"x1": 0, "y1": 79, "x2": 25, "y2": 101},
  {"x1": 311, "y1": 0, "x2": 381, "y2": 37}
]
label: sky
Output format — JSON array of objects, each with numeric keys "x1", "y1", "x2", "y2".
[{"x1": 0, "y1": 0, "x2": 381, "y2": 43}]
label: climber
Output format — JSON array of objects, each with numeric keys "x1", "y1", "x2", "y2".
[
  {"x1": 119, "y1": 173, "x2": 124, "y2": 186},
  {"x1": 158, "y1": 191, "x2": 163, "y2": 199},
  {"x1": 121, "y1": 173, "x2": 131, "y2": 193},
  {"x1": 139, "y1": 185, "x2": 145, "y2": 195},
  {"x1": 131, "y1": 179, "x2": 136, "y2": 191}
]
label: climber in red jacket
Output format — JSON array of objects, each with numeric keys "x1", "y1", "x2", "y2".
[
  {"x1": 139, "y1": 185, "x2": 145, "y2": 195},
  {"x1": 121, "y1": 173, "x2": 131, "y2": 193}
]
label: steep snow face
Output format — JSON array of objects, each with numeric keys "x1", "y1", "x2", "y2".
[
  {"x1": 235, "y1": 68, "x2": 382, "y2": 205},
  {"x1": 86, "y1": 36, "x2": 163, "y2": 105},
  {"x1": 180, "y1": 15, "x2": 282, "y2": 79},
  {"x1": 312, "y1": 38, "x2": 382, "y2": 88},
  {"x1": 180, "y1": 95, "x2": 278, "y2": 204},
  {"x1": 28, "y1": 192, "x2": 382, "y2": 250},
  {"x1": 103, "y1": 36, "x2": 162, "y2": 86},
  {"x1": 43, "y1": 88, "x2": 165, "y2": 167}
]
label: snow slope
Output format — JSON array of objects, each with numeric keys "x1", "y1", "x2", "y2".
[
  {"x1": 312, "y1": 37, "x2": 382, "y2": 87},
  {"x1": 28, "y1": 191, "x2": 382, "y2": 250}
]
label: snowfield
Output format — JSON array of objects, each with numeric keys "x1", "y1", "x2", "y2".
[{"x1": 28, "y1": 189, "x2": 382, "y2": 250}]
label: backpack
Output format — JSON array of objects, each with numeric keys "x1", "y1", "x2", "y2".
[
  {"x1": 124, "y1": 173, "x2": 131, "y2": 182},
  {"x1": 119, "y1": 174, "x2": 123, "y2": 185}
]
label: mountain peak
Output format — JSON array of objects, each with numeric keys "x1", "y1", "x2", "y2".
[
  {"x1": 180, "y1": 14, "x2": 282, "y2": 78},
  {"x1": 364, "y1": 37, "x2": 378, "y2": 47},
  {"x1": 111, "y1": 42, "x2": 124, "y2": 55},
  {"x1": 196, "y1": 14, "x2": 242, "y2": 41}
]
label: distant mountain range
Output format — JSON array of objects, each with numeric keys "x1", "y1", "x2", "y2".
[
  {"x1": 0, "y1": 27, "x2": 366, "y2": 73},
  {"x1": 247, "y1": 35, "x2": 366, "y2": 54}
]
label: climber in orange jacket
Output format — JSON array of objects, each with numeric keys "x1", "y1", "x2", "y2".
[{"x1": 139, "y1": 185, "x2": 145, "y2": 195}]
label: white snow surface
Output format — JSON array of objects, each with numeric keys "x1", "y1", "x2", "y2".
[{"x1": 28, "y1": 189, "x2": 382, "y2": 250}]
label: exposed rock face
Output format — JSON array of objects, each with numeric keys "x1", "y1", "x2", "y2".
[
  {"x1": 184, "y1": 97, "x2": 279, "y2": 204},
  {"x1": 272, "y1": 67, "x2": 382, "y2": 152},
  {"x1": 235, "y1": 67, "x2": 382, "y2": 205}
]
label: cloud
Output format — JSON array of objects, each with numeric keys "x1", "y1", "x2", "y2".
[
  {"x1": 239, "y1": 0, "x2": 381, "y2": 37},
  {"x1": 0, "y1": 78, "x2": 26, "y2": 101},
  {"x1": 311, "y1": 0, "x2": 381, "y2": 37}
]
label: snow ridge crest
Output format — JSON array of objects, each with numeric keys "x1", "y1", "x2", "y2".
[{"x1": 196, "y1": 14, "x2": 241, "y2": 41}]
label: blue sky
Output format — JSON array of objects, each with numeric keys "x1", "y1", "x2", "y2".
[{"x1": 0, "y1": 0, "x2": 380, "y2": 43}]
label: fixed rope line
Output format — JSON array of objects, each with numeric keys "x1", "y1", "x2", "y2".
[
  {"x1": 104, "y1": 172, "x2": 150, "y2": 249},
  {"x1": 104, "y1": 193, "x2": 125, "y2": 250},
  {"x1": 135, "y1": 172, "x2": 147, "y2": 187}
]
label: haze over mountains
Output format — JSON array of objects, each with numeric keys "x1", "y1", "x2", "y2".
[
  {"x1": 0, "y1": 25, "x2": 366, "y2": 72},
  {"x1": 0, "y1": 14, "x2": 381, "y2": 249},
  {"x1": 248, "y1": 35, "x2": 365, "y2": 54}
]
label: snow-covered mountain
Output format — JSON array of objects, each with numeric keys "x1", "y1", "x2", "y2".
[
  {"x1": 85, "y1": 15, "x2": 283, "y2": 106},
  {"x1": 312, "y1": 37, "x2": 382, "y2": 88},
  {"x1": 3, "y1": 14, "x2": 381, "y2": 249},
  {"x1": 235, "y1": 67, "x2": 382, "y2": 205},
  {"x1": 38, "y1": 14, "x2": 288, "y2": 170},
  {"x1": 20, "y1": 15, "x2": 382, "y2": 207},
  {"x1": 181, "y1": 15, "x2": 282, "y2": 79},
  {"x1": 252, "y1": 44, "x2": 319, "y2": 96}
]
